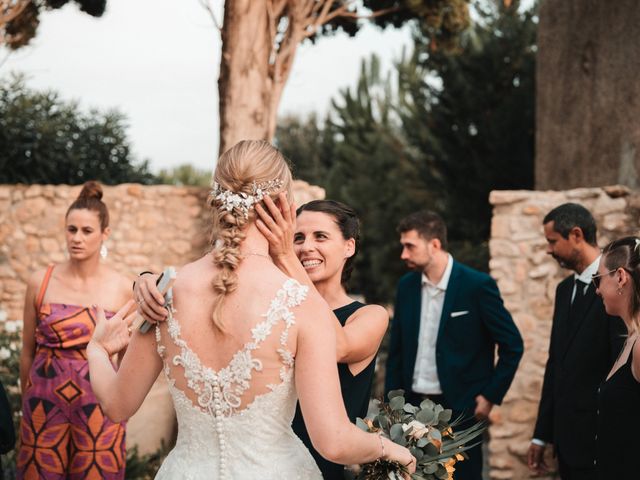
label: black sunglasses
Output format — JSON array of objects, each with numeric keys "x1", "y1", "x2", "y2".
[
  {"x1": 591, "y1": 267, "x2": 631, "y2": 289},
  {"x1": 591, "y1": 269, "x2": 616, "y2": 289}
]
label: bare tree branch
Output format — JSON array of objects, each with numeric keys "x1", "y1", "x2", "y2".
[
  {"x1": 1, "y1": 0, "x2": 26, "y2": 15},
  {"x1": 219, "y1": 0, "x2": 407, "y2": 151},
  {"x1": 0, "y1": 0, "x2": 30, "y2": 28},
  {"x1": 315, "y1": 0, "x2": 340, "y2": 26},
  {"x1": 267, "y1": 0, "x2": 278, "y2": 52},
  {"x1": 332, "y1": 5, "x2": 400, "y2": 20},
  {"x1": 197, "y1": 0, "x2": 222, "y2": 31}
]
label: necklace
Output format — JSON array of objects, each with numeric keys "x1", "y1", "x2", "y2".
[{"x1": 240, "y1": 252, "x2": 272, "y2": 261}]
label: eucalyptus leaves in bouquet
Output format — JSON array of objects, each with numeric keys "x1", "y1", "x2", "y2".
[{"x1": 353, "y1": 390, "x2": 486, "y2": 480}]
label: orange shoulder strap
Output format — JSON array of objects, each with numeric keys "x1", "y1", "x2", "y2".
[{"x1": 35, "y1": 264, "x2": 55, "y2": 312}]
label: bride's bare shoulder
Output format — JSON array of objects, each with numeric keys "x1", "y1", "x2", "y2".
[
  {"x1": 292, "y1": 288, "x2": 332, "y2": 327},
  {"x1": 172, "y1": 256, "x2": 215, "y2": 292}
]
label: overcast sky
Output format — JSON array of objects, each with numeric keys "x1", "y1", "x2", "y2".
[{"x1": 1, "y1": 1, "x2": 411, "y2": 173}]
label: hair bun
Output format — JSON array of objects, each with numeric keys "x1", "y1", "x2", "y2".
[{"x1": 77, "y1": 181, "x2": 103, "y2": 201}]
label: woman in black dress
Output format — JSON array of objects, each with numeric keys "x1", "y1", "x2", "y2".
[
  {"x1": 256, "y1": 197, "x2": 388, "y2": 479},
  {"x1": 592, "y1": 236, "x2": 640, "y2": 479}
]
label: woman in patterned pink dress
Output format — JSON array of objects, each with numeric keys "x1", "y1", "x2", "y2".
[{"x1": 17, "y1": 181, "x2": 133, "y2": 479}]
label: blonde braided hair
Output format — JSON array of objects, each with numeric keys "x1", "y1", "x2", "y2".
[{"x1": 208, "y1": 140, "x2": 292, "y2": 331}]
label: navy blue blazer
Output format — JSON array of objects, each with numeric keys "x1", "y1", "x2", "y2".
[{"x1": 385, "y1": 261, "x2": 524, "y2": 411}]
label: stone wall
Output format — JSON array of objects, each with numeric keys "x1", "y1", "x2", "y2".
[
  {"x1": 5, "y1": 182, "x2": 636, "y2": 472},
  {"x1": 487, "y1": 185, "x2": 640, "y2": 479},
  {"x1": 0, "y1": 181, "x2": 324, "y2": 454}
]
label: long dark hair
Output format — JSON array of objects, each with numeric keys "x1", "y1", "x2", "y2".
[
  {"x1": 296, "y1": 200, "x2": 360, "y2": 287},
  {"x1": 602, "y1": 236, "x2": 640, "y2": 325}
]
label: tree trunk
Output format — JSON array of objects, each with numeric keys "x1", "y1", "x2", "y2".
[
  {"x1": 219, "y1": 1, "x2": 310, "y2": 156},
  {"x1": 536, "y1": 0, "x2": 640, "y2": 189},
  {"x1": 218, "y1": 0, "x2": 273, "y2": 155},
  {"x1": 217, "y1": 1, "x2": 352, "y2": 156}
]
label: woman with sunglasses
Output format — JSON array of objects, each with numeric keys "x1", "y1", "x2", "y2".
[{"x1": 592, "y1": 236, "x2": 640, "y2": 479}]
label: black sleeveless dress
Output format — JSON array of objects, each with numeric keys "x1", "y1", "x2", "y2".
[
  {"x1": 596, "y1": 341, "x2": 640, "y2": 479},
  {"x1": 292, "y1": 301, "x2": 376, "y2": 479}
]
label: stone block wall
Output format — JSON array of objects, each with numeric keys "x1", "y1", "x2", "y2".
[
  {"x1": 0, "y1": 181, "x2": 323, "y2": 454},
  {"x1": 5, "y1": 182, "x2": 636, "y2": 471},
  {"x1": 487, "y1": 185, "x2": 640, "y2": 479}
]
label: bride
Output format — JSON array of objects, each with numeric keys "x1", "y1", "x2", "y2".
[{"x1": 86, "y1": 140, "x2": 416, "y2": 479}]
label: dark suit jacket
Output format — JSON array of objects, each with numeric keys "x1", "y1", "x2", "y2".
[
  {"x1": 385, "y1": 261, "x2": 524, "y2": 412},
  {"x1": 533, "y1": 275, "x2": 626, "y2": 468}
]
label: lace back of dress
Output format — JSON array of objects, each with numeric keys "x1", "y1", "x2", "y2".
[{"x1": 155, "y1": 278, "x2": 308, "y2": 418}]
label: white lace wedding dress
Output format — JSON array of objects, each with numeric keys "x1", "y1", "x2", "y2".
[{"x1": 153, "y1": 279, "x2": 322, "y2": 479}]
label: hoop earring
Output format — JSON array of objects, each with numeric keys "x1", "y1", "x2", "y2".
[{"x1": 100, "y1": 244, "x2": 108, "y2": 260}]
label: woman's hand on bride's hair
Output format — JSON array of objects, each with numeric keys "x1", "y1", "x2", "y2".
[
  {"x1": 134, "y1": 273, "x2": 167, "y2": 323},
  {"x1": 90, "y1": 300, "x2": 137, "y2": 356},
  {"x1": 255, "y1": 193, "x2": 297, "y2": 261}
]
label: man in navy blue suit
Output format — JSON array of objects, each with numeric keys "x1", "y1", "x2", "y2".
[{"x1": 385, "y1": 211, "x2": 523, "y2": 480}]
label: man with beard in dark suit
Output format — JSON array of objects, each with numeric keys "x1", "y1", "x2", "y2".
[
  {"x1": 527, "y1": 203, "x2": 626, "y2": 479},
  {"x1": 385, "y1": 210, "x2": 523, "y2": 480}
]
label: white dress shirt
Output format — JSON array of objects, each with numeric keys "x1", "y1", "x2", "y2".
[
  {"x1": 531, "y1": 255, "x2": 601, "y2": 447},
  {"x1": 572, "y1": 255, "x2": 600, "y2": 301},
  {"x1": 412, "y1": 254, "x2": 454, "y2": 395}
]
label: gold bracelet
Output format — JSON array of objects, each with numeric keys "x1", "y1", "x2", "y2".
[{"x1": 378, "y1": 433, "x2": 386, "y2": 460}]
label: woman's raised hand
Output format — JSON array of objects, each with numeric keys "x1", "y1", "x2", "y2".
[
  {"x1": 90, "y1": 300, "x2": 137, "y2": 356},
  {"x1": 255, "y1": 193, "x2": 297, "y2": 261},
  {"x1": 134, "y1": 273, "x2": 167, "y2": 323}
]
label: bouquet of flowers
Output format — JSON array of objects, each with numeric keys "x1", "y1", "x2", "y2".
[{"x1": 352, "y1": 390, "x2": 487, "y2": 480}]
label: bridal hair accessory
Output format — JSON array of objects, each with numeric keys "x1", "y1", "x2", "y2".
[{"x1": 211, "y1": 179, "x2": 284, "y2": 219}]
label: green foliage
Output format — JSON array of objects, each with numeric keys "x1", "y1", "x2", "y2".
[
  {"x1": 275, "y1": 113, "x2": 335, "y2": 187},
  {"x1": 323, "y1": 56, "x2": 434, "y2": 303},
  {"x1": 125, "y1": 443, "x2": 171, "y2": 480},
  {"x1": 2, "y1": 0, "x2": 106, "y2": 50},
  {"x1": 278, "y1": 0, "x2": 535, "y2": 303},
  {"x1": 397, "y1": 0, "x2": 536, "y2": 268},
  {"x1": 277, "y1": 57, "x2": 443, "y2": 303},
  {"x1": 351, "y1": 389, "x2": 486, "y2": 480},
  {"x1": 320, "y1": 1, "x2": 472, "y2": 53},
  {"x1": 362, "y1": 0, "x2": 471, "y2": 51},
  {"x1": 0, "y1": 74, "x2": 156, "y2": 185},
  {"x1": 156, "y1": 164, "x2": 212, "y2": 187}
]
